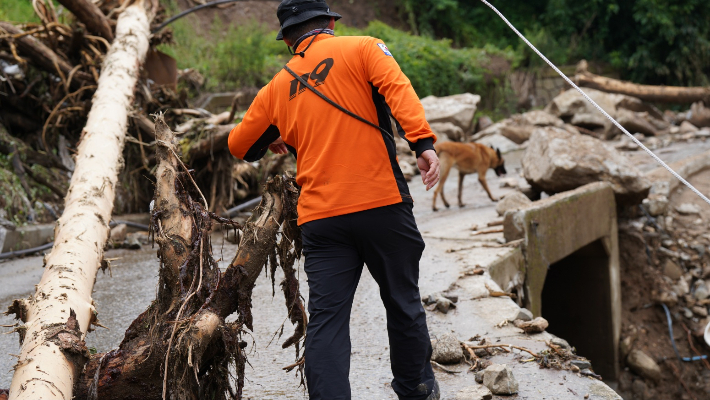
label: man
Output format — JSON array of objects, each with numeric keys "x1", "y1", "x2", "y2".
[{"x1": 228, "y1": 1, "x2": 441, "y2": 398}]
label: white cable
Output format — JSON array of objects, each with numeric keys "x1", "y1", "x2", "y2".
[{"x1": 479, "y1": 0, "x2": 710, "y2": 206}]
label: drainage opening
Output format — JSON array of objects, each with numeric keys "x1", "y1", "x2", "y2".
[{"x1": 541, "y1": 239, "x2": 616, "y2": 380}]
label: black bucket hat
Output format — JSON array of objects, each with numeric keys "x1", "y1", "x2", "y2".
[{"x1": 276, "y1": 0, "x2": 342, "y2": 41}]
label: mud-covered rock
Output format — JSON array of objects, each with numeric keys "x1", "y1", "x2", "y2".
[
  {"x1": 472, "y1": 110, "x2": 565, "y2": 144},
  {"x1": 110, "y1": 223, "x2": 128, "y2": 243},
  {"x1": 431, "y1": 333, "x2": 464, "y2": 364},
  {"x1": 482, "y1": 364, "x2": 519, "y2": 395},
  {"x1": 455, "y1": 385, "x2": 492, "y2": 400},
  {"x1": 662, "y1": 259, "x2": 683, "y2": 281},
  {"x1": 496, "y1": 191, "x2": 533, "y2": 216},
  {"x1": 545, "y1": 88, "x2": 668, "y2": 139},
  {"x1": 421, "y1": 93, "x2": 481, "y2": 134},
  {"x1": 522, "y1": 127, "x2": 651, "y2": 205},
  {"x1": 627, "y1": 349, "x2": 662, "y2": 382},
  {"x1": 514, "y1": 317, "x2": 549, "y2": 333}
]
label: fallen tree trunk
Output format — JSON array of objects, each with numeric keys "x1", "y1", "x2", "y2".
[
  {"x1": 574, "y1": 66, "x2": 710, "y2": 104},
  {"x1": 187, "y1": 124, "x2": 235, "y2": 161},
  {"x1": 0, "y1": 22, "x2": 93, "y2": 87},
  {"x1": 56, "y1": 0, "x2": 114, "y2": 42},
  {"x1": 7, "y1": 2, "x2": 153, "y2": 399},
  {"x1": 68, "y1": 118, "x2": 304, "y2": 399}
]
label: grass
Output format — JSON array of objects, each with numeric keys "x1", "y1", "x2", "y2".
[{"x1": 0, "y1": 0, "x2": 63, "y2": 23}]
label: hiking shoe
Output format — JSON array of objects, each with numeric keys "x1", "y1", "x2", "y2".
[{"x1": 425, "y1": 381, "x2": 440, "y2": 400}]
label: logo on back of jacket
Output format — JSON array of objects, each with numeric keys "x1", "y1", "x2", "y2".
[{"x1": 289, "y1": 58, "x2": 334, "y2": 100}]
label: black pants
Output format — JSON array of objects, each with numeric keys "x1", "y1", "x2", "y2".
[{"x1": 301, "y1": 203, "x2": 435, "y2": 400}]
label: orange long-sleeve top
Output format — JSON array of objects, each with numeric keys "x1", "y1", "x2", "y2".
[{"x1": 228, "y1": 34, "x2": 436, "y2": 225}]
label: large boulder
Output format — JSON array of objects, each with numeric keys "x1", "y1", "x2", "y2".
[
  {"x1": 421, "y1": 93, "x2": 481, "y2": 134},
  {"x1": 545, "y1": 88, "x2": 668, "y2": 139},
  {"x1": 522, "y1": 127, "x2": 651, "y2": 205},
  {"x1": 430, "y1": 122, "x2": 465, "y2": 142},
  {"x1": 472, "y1": 110, "x2": 565, "y2": 144}
]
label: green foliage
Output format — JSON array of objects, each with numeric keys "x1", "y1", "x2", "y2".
[
  {"x1": 158, "y1": 4, "x2": 289, "y2": 91},
  {"x1": 339, "y1": 21, "x2": 515, "y2": 98},
  {"x1": 397, "y1": 0, "x2": 710, "y2": 86},
  {"x1": 0, "y1": 0, "x2": 39, "y2": 23}
]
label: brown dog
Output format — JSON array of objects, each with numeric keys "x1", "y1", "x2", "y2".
[{"x1": 432, "y1": 142, "x2": 506, "y2": 211}]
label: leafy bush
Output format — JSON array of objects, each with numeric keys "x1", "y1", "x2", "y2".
[
  {"x1": 0, "y1": 0, "x2": 43, "y2": 23},
  {"x1": 339, "y1": 21, "x2": 516, "y2": 99}
]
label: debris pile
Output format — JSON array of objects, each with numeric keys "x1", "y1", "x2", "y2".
[{"x1": 0, "y1": 2, "x2": 290, "y2": 228}]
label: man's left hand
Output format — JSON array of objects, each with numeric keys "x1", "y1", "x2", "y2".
[
  {"x1": 417, "y1": 149, "x2": 440, "y2": 191},
  {"x1": 269, "y1": 137, "x2": 288, "y2": 154}
]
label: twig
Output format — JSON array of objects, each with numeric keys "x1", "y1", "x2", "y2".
[
  {"x1": 472, "y1": 227, "x2": 504, "y2": 236},
  {"x1": 463, "y1": 342, "x2": 539, "y2": 358},
  {"x1": 283, "y1": 356, "x2": 304, "y2": 372},
  {"x1": 431, "y1": 360, "x2": 461, "y2": 374},
  {"x1": 681, "y1": 322, "x2": 710, "y2": 370},
  {"x1": 664, "y1": 359, "x2": 697, "y2": 400}
]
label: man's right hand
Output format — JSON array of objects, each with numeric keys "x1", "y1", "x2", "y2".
[
  {"x1": 417, "y1": 149, "x2": 440, "y2": 191},
  {"x1": 269, "y1": 137, "x2": 288, "y2": 154}
]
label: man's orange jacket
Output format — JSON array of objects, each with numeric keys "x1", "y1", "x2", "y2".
[{"x1": 228, "y1": 34, "x2": 436, "y2": 225}]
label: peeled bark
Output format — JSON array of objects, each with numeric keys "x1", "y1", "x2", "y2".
[
  {"x1": 574, "y1": 66, "x2": 710, "y2": 104},
  {"x1": 7, "y1": 3, "x2": 152, "y2": 399},
  {"x1": 56, "y1": 0, "x2": 114, "y2": 42},
  {"x1": 0, "y1": 22, "x2": 93, "y2": 87}
]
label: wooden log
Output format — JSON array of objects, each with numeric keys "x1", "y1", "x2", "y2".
[
  {"x1": 574, "y1": 67, "x2": 710, "y2": 104},
  {"x1": 56, "y1": 0, "x2": 114, "y2": 42},
  {"x1": 7, "y1": 2, "x2": 153, "y2": 399},
  {"x1": 0, "y1": 22, "x2": 93, "y2": 86}
]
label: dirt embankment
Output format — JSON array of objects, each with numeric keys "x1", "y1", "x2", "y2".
[{"x1": 174, "y1": 0, "x2": 407, "y2": 36}]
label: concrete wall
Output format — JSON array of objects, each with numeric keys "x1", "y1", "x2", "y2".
[{"x1": 498, "y1": 182, "x2": 621, "y2": 379}]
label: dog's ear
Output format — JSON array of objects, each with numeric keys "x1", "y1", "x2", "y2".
[{"x1": 496, "y1": 148, "x2": 502, "y2": 159}]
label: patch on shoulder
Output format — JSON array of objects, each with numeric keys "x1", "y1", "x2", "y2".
[{"x1": 377, "y1": 43, "x2": 393, "y2": 57}]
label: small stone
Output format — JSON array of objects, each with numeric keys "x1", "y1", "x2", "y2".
[
  {"x1": 676, "y1": 203, "x2": 701, "y2": 215},
  {"x1": 627, "y1": 349, "x2": 662, "y2": 382},
  {"x1": 455, "y1": 385, "x2": 493, "y2": 400},
  {"x1": 692, "y1": 306, "x2": 708, "y2": 317},
  {"x1": 436, "y1": 297, "x2": 456, "y2": 314},
  {"x1": 514, "y1": 317, "x2": 548, "y2": 333},
  {"x1": 496, "y1": 191, "x2": 533, "y2": 216},
  {"x1": 694, "y1": 280, "x2": 710, "y2": 300},
  {"x1": 431, "y1": 333, "x2": 464, "y2": 364},
  {"x1": 662, "y1": 259, "x2": 683, "y2": 281},
  {"x1": 620, "y1": 336, "x2": 635, "y2": 361},
  {"x1": 679, "y1": 121, "x2": 699, "y2": 133},
  {"x1": 550, "y1": 337, "x2": 571, "y2": 351},
  {"x1": 631, "y1": 379, "x2": 647, "y2": 396},
  {"x1": 658, "y1": 291, "x2": 678, "y2": 307},
  {"x1": 570, "y1": 365, "x2": 580, "y2": 373},
  {"x1": 571, "y1": 359, "x2": 592, "y2": 370},
  {"x1": 482, "y1": 364, "x2": 519, "y2": 395},
  {"x1": 642, "y1": 194, "x2": 669, "y2": 217},
  {"x1": 674, "y1": 279, "x2": 690, "y2": 296},
  {"x1": 498, "y1": 177, "x2": 519, "y2": 189},
  {"x1": 475, "y1": 370, "x2": 484, "y2": 383},
  {"x1": 474, "y1": 348, "x2": 489, "y2": 358},
  {"x1": 682, "y1": 308, "x2": 693, "y2": 319},
  {"x1": 508, "y1": 308, "x2": 533, "y2": 322},
  {"x1": 110, "y1": 223, "x2": 128, "y2": 243}
]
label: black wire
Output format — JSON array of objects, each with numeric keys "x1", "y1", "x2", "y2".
[{"x1": 152, "y1": 0, "x2": 248, "y2": 33}]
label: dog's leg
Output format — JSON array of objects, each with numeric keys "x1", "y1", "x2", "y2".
[
  {"x1": 478, "y1": 169, "x2": 498, "y2": 202},
  {"x1": 433, "y1": 156, "x2": 453, "y2": 211},
  {"x1": 458, "y1": 171, "x2": 466, "y2": 208}
]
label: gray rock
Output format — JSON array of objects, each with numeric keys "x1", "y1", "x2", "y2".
[
  {"x1": 693, "y1": 305, "x2": 708, "y2": 317},
  {"x1": 471, "y1": 110, "x2": 565, "y2": 143},
  {"x1": 679, "y1": 120, "x2": 699, "y2": 134},
  {"x1": 522, "y1": 127, "x2": 651, "y2": 205},
  {"x1": 0, "y1": 226, "x2": 6, "y2": 253},
  {"x1": 482, "y1": 364, "x2": 518, "y2": 395},
  {"x1": 662, "y1": 259, "x2": 683, "y2": 281},
  {"x1": 475, "y1": 370, "x2": 485, "y2": 383},
  {"x1": 455, "y1": 385, "x2": 492, "y2": 400},
  {"x1": 508, "y1": 307, "x2": 534, "y2": 322},
  {"x1": 110, "y1": 223, "x2": 128, "y2": 243},
  {"x1": 431, "y1": 333, "x2": 464, "y2": 364},
  {"x1": 642, "y1": 194, "x2": 669, "y2": 216},
  {"x1": 550, "y1": 337, "x2": 571, "y2": 351},
  {"x1": 514, "y1": 317, "x2": 549, "y2": 333},
  {"x1": 499, "y1": 177, "x2": 520, "y2": 189},
  {"x1": 476, "y1": 133, "x2": 521, "y2": 154},
  {"x1": 496, "y1": 191, "x2": 533, "y2": 216},
  {"x1": 399, "y1": 160, "x2": 416, "y2": 181},
  {"x1": 421, "y1": 93, "x2": 481, "y2": 134},
  {"x1": 627, "y1": 349, "x2": 662, "y2": 382},
  {"x1": 430, "y1": 122, "x2": 465, "y2": 142},
  {"x1": 676, "y1": 203, "x2": 701, "y2": 215},
  {"x1": 571, "y1": 359, "x2": 592, "y2": 370},
  {"x1": 694, "y1": 280, "x2": 710, "y2": 300}
]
